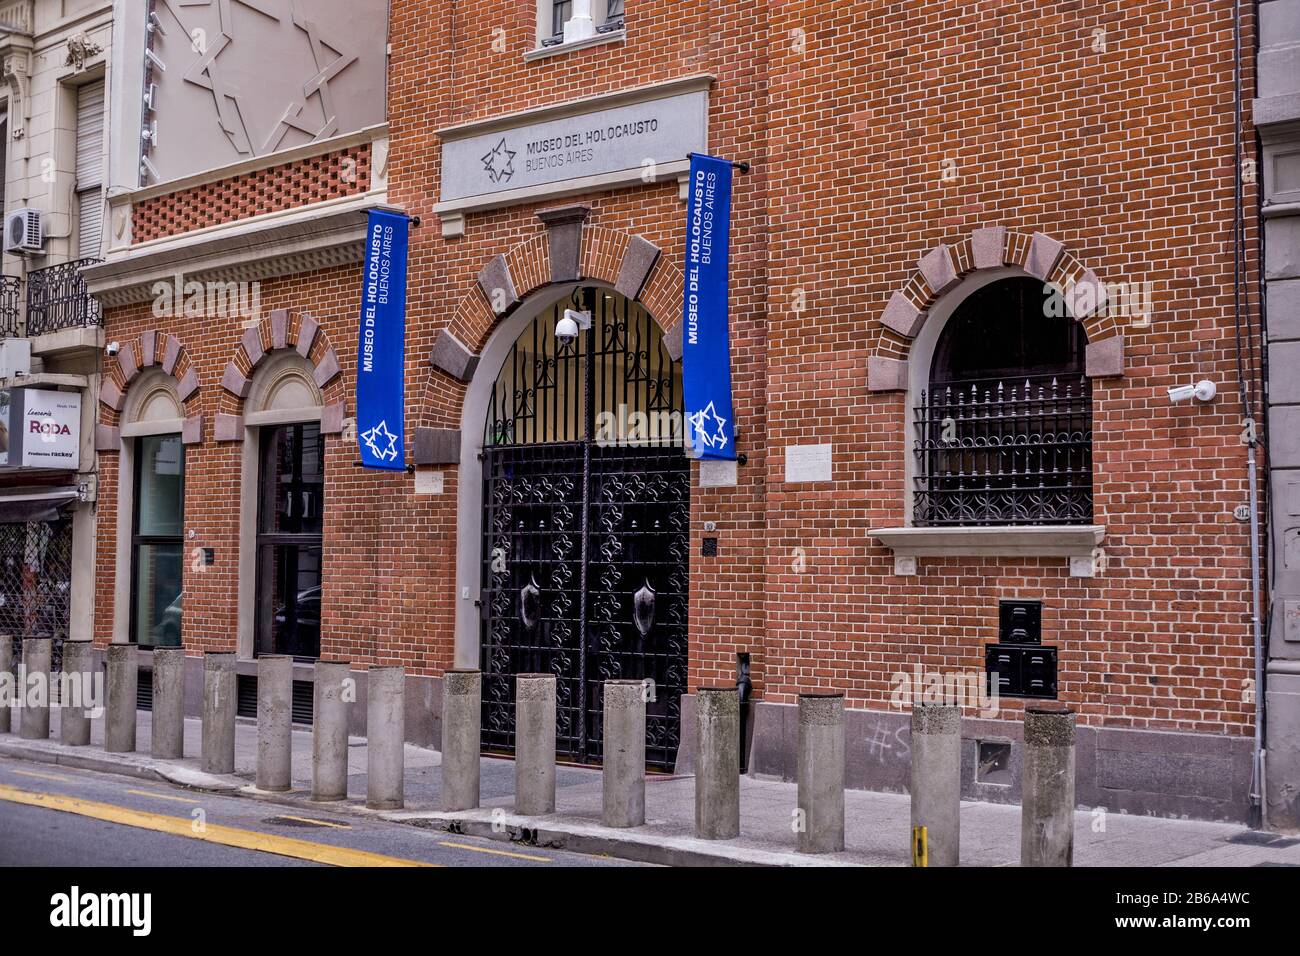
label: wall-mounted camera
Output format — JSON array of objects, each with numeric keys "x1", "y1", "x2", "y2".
[
  {"x1": 1168, "y1": 380, "x2": 1216, "y2": 403},
  {"x1": 105, "y1": 341, "x2": 121, "y2": 358},
  {"x1": 555, "y1": 309, "x2": 591, "y2": 345}
]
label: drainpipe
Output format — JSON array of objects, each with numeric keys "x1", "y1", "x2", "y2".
[{"x1": 1233, "y1": 0, "x2": 1266, "y2": 829}]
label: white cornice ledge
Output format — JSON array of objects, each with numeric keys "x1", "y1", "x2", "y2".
[
  {"x1": 871, "y1": 525, "x2": 1106, "y2": 578},
  {"x1": 82, "y1": 196, "x2": 403, "y2": 308}
]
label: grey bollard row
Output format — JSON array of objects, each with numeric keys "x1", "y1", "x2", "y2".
[
  {"x1": 797, "y1": 693, "x2": 845, "y2": 854},
  {"x1": 695, "y1": 686, "x2": 741, "y2": 840},
  {"x1": 603, "y1": 680, "x2": 646, "y2": 828},
  {"x1": 312, "y1": 661, "x2": 351, "y2": 802},
  {"x1": 19, "y1": 638, "x2": 52, "y2": 740},
  {"x1": 515, "y1": 674, "x2": 556, "y2": 815},
  {"x1": 257, "y1": 655, "x2": 293, "y2": 791},
  {"x1": 201, "y1": 653, "x2": 236, "y2": 774},
  {"x1": 441, "y1": 669, "x2": 481, "y2": 812},
  {"x1": 910, "y1": 703, "x2": 960, "y2": 866},
  {"x1": 151, "y1": 647, "x2": 186, "y2": 759},
  {"x1": 367, "y1": 666, "x2": 406, "y2": 810},
  {"x1": 59, "y1": 638, "x2": 94, "y2": 747},
  {"x1": 1021, "y1": 707, "x2": 1077, "y2": 867},
  {"x1": 104, "y1": 644, "x2": 138, "y2": 753},
  {"x1": 0, "y1": 636, "x2": 11, "y2": 734}
]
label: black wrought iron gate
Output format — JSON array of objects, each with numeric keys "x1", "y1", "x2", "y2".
[
  {"x1": 480, "y1": 289, "x2": 689, "y2": 771},
  {"x1": 1, "y1": 519, "x2": 73, "y2": 672}
]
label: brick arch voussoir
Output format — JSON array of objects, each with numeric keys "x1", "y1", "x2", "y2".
[
  {"x1": 213, "y1": 308, "x2": 345, "y2": 440},
  {"x1": 867, "y1": 227, "x2": 1124, "y2": 391},
  {"x1": 99, "y1": 329, "x2": 201, "y2": 431}
]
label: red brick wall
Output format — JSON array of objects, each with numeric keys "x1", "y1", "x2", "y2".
[{"x1": 96, "y1": 0, "x2": 1261, "y2": 741}]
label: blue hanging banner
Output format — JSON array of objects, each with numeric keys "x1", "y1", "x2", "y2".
[
  {"x1": 681, "y1": 153, "x2": 736, "y2": 461},
  {"x1": 356, "y1": 208, "x2": 410, "y2": 470}
]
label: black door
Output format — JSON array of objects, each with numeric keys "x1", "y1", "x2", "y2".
[{"x1": 479, "y1": 288, "x2": 689, "y2": 770}]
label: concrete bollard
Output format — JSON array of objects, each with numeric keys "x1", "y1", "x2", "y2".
[
  {"x1": 256, "y1": 655, "x2": 293, "y2": 791},
  {"x1": 104, "y1": 644, "x2": 138, "y2": 753},
  {"x1": 695, "y1": 686, "x2": 741, "y2": 840},
  {"x1": 367, "y1": 666, "x2": 405, "y2": 810},
  {"x1": 603, "y1": 680, "x2": 646, "y2": 828},
  {"x1": 201, "y1": 652, "x2": 236, "y2": 774},
  {"x1": 797, "y1": 693, "x2": 845, "y2": 854},
  {"x1": 910, "y1": 703, "x2": 961, "y2": 866},
  {"x1": 0, "y1": 636, "x2": 12, "y2": 734},
  {"x1": 1021, "y1": 707, "x2": 1077, "y2": 867},
  {"x1": 59, "y1": 639, "x2": 95, "y2": 747},
  {"x1": 440, "y1": 669, "x2": 481, "y2": 812},
  {"x1": 151, "y1": 648, "x2": 186, "y2": 760},
  {"x1": 312, "y1": 661, "x2": 351, "y2": 802},
  {"x1": 19, "y1": 638, "x2": 52, "y2": 740},
  {"x1": 515, "y1": 674, "x2": 557, "y2": 815}
]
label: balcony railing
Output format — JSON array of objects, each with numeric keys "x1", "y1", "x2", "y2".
[
  {"x1": 0, "y1": 275, "x2": 20, "y2": 338},
  {"x1": 25, "y1": 259, "x2": 103, "y2": 337}
]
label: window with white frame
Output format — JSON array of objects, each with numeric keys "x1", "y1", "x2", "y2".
[{"x1": 540, "y1": 0, "x2": 626, "y2": 47}]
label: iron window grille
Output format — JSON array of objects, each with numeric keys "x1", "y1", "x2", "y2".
[
  {"x1": 0, "y1": 276, "x2": 21, "y2": 338},
  {"x1": 914, "y1": 374, "x2": 1092, "y2": 526},
  {"x1": 25, "y1": 258, "x2": 103, "y2": 336}
]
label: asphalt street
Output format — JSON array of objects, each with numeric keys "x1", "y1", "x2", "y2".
[{"x1": 0, "y1": 756, "x2": 648, "y2": 867}]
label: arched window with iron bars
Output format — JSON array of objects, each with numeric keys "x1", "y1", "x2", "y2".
[{"x1": 914, "y1": 277, "x2": 1093, "y2": 527}]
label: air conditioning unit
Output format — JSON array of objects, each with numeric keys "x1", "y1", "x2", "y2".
[
  {"x1": 0, "y1": 339, "x2": 31, "y2": 379},
  {"x1": 4, "y1": 209, "x2": 44, "y2": 256}
]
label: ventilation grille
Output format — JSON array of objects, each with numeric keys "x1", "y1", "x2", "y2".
[
  {"x1": 137, "y1": 668, "x2": 153, "y2": 711},
  {"x1": 236, "y1": 674, "x2": 315, "y2": 725}
]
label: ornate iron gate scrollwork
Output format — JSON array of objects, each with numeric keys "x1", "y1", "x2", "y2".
[{"x1": 480, "y1": 289, "x2": 689, "y2": 771}]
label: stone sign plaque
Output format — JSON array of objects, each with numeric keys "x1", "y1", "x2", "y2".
[{"x1": 437, "y1": 77, "x2": 711, "y2": 213}]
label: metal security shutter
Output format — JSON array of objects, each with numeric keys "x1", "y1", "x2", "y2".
[{"x1": 75, "y1": 81, "x2": 104, "y2": 259}]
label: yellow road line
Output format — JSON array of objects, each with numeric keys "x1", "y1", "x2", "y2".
[
  {"x1": 275, "y1": 814, "x2": 351, "y2": 830},
  {"x1": 0, "y1": 785, "x2": 435, "y2": 868},
  {"x1": 125, "y1": 788, "x2": 201, "y2": 805},
  {"x1": 10, "y1": 769, "x2": 70, "y2": 783},
  {"x1": 438, "y1": 840, "x2": 551, "y2": 863}
]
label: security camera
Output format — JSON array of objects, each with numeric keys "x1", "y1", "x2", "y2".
[
  {"x1": 1168, "y1": 380, "x2": 1216, "y2": 404},
  {"x1": 555, "y1": 309, "x2": 591, "y2": 345},
  {"x1": 105, "y1": 341, "x2": 121, "y2": 357}
]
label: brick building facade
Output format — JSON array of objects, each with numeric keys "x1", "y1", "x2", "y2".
[{"x1": 81, "y1": 1, "x2": 1273, "y2": 824}]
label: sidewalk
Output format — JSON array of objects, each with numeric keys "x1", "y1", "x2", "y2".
[{"x1": 3, "y1": 710, "x2": 1298, "y2": 867}]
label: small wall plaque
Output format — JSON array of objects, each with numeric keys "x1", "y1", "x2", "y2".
[{"x1": 784, "y1": 443, "x2": 832, "y2": 483}]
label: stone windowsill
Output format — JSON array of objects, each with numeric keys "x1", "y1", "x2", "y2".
[
  {"x1": 524, "y1": 29, "x2": 627, "y2": 62},
  {"x1": 871, "y1": 525, "x2": 1106, "y2": 577}
]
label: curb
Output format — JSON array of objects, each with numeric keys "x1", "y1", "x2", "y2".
[
  {"x1": 0, "y1": 736, "x2": 862, "y2": 867},
  {"x1": 390, "y1": 810, "x2": 863, "y2": 867}
]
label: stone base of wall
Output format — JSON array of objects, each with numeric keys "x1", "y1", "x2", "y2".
[{"x1": 676, "y1": 695, "x2": 1255, "y2": 825}]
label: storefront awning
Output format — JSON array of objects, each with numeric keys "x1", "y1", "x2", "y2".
[{"x1": 0, "y1": 489, "x2": 78, "y2": 524}]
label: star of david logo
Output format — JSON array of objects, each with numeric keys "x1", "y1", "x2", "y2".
[
  {"x1": 158, "y1": 0, "x2": 362, "y2": 160},
  {"x1": 686, "y1": 401, "x2": 729, "y2": 454},
  {"x1": 481, "y1": 137, "x2": 517, "y2": 184},
  {"x1": 361, "y1": 420, "x2": 400, "y2": 462}
]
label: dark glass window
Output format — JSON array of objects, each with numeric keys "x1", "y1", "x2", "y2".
[
  {"x1": 131, "y1": 434, "x2": 184, "y2": 647},
  {"x1": 256, "y1": 423, "x2": 324, "y2": 659},
  {"x1": 915, "y1": 278, "x2": 1092, "y2": 527},
  {"x1": 605, "y1": 0, "x2": 625, "y2": 25},
  {"x1": 552, "y1": 0, "x2": 572, "y2": 37}
]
